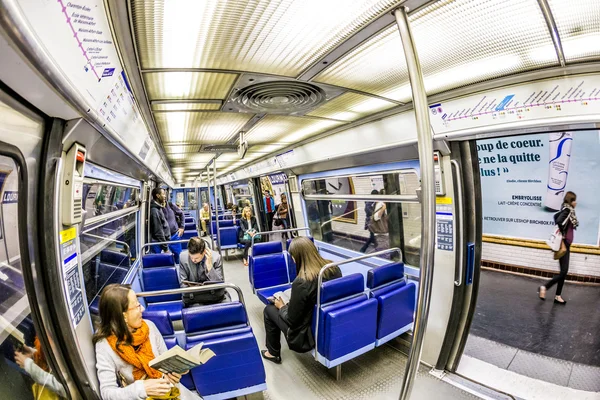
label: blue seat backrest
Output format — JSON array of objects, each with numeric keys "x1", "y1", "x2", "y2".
[
  {"x1": 184, "y1": 222, "x2": 196, "y2": 230},
  {"x1": 143, "y1": 253, "x2": 175, "y2": 268},
  {"x1": 184, "y1": 217, "x2": 195, "y2": 224},
  {"x1": 252, "y1": 241, "x2": 282, "y2": 257},
  {"x1": 286, "y1": 237, "x2": 314, "y2": 250},
  {"x1": 367, "y1": 262, "x2": 405, "y2": 289},
  {"x1": 216, "y1": 220, "x2": 234, "y2": 228},
  {"x1": 142, "y1": 267, "x2": 180, "y2": 303},
  {"x1": 101, "y1": 249, "x2": 130, "y2": 266},
  {"x1": 320, "y1": 273, "x2": 364, "y2": 304},
  {"x1": 219, "y1": 227, "x2": 239, "y2": 246},
  {"x1": 182, "y1": 302, "x2": 247, "y2": 334},
  {"x1": 252, "y1": 253, "x2": 288, "y2": 289},
  {"x1": 143, "y1": 310, "x2": 174, "y2": 335},
  {"x1": 286, "y1": 253, "x2": 297, "y2": 281}
]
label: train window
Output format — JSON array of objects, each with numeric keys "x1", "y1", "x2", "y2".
[
  {"x1": 79, "y1": 211, "x2": 138, "y2": 314},
  {"x1": 302, "y1": 171, "x2": 421, "y2": 266},
  {"x1": 0, "y1": 154, "x2": 67, "y2": 398},
  {"x1": 82, "y1": 182, "x2": 139, "y2": 218}
]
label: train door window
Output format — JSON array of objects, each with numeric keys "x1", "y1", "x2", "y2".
[
  {"x1": 0, "y1": 153, "x2": 67, "y2": 398},
  {"x1": 302, "y1": 170, "x2": 421, "y2": 266},
  {"x1": 186, "y1": 189, "x2": 197, "y2": 210}
]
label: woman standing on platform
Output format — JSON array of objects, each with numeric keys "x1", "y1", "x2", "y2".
[{"x1": 539, "y1": 191, "x2": 578, "y2": 305}]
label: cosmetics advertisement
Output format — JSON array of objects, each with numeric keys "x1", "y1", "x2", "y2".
[{"x1": 476, "y1": 130, "x2": 600, "y2": 246}]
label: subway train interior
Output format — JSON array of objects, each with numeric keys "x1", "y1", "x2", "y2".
[{"x1": 0, "y1": 0, "x2": 599, "y2": 399}]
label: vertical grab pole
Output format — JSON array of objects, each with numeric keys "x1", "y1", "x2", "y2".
[
  {"x1": 207, "y1": 165, "x2": 215, "y2": 251},
  {"x1": 213, "y1": 158, "x2": 222, "y2": 258},
  {"x1": 394, "y1": 7, "x2": 437, "y2": 400}
]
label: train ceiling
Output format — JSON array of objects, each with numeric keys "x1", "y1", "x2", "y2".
[{"x1": 127, "y1": 0, "x2": 599, "y2": 183}]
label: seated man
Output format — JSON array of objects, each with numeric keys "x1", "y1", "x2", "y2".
[{"x1": 179, "y1": 237, "x2": 228, "y2": 307}]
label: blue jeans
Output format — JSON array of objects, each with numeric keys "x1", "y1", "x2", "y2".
[{"x1": 169, "y1": 232, "x2": 182, "y2": 263}]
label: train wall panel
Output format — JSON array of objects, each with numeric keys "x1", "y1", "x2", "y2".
[{"x1": 482, "y1": 242, "x2": 600, "y2": 278}]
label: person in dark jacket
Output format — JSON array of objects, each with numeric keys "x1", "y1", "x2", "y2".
[
  {"x1": 261, "y1": 237, "x2": 342, "y2": 364},
  {"x1": 149, "y1": 188, "x2": 170, "y2": 253},
  {"x1": 162, "y1": 196, "x2": 185, "y2": 263},
  {"x1": 539, "y1": 191, "x2": 578, "y2": 305},
  {"x1": 238, "y1": 206, "x2": 261, "y2": 266}
]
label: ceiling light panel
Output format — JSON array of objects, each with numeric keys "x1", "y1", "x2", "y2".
[
  {"x1": 131, "y1": 0, "x2": 403, "y2": 76},
  {"x1": 165, "y1": 144, "x2": 202, "y2": 154},
  {"x1": 246, "y1": 115, "x2": 343, "y2": 144},
  {"x1": 316, "y1": 0, "x2": 556, "y2": 100},
  {"x1": 307, "y1": 92, "x2": 396, "y2": 121},
  {"x1": 144, "y1": 72, "x2": 236, "y2": 100},
  {"x1": 548, "y1": 0, "x2": 600, "y2": 62},
  {"x1": 152, "y1": 103, "x2": 222, "y2": 111},
  {"x1": 154, "y1": 112, "x2": 252, "y2": 143},
  {"x1": 247, "y1": 144, "x2": 287, "y2": 153}
]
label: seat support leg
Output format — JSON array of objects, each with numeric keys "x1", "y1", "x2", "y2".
[{"x1": 328, "y1": 364, "x2": 342, "y2": 380}]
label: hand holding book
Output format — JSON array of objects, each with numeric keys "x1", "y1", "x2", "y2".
[{"x1": 149, "y1": 342, "x2": 215, "y2": 374}]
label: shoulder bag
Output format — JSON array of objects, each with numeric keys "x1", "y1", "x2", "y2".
[
  {"x1": 368, "y1": 206, "x2": 388, "y2": 234},
  {"x1": 546, "y1": 210, "x2": 570, "y2": 253}
]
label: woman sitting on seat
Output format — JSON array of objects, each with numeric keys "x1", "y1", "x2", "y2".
[
  {"x1": 238, "y1": 206, "x2": 260, "y2": 266},
  {"x1": 93, "y1": 284, "x2": 200, "y2": 400},
  {"x1": 261, "y1": 237, "x2": 342, "y2": 364}
]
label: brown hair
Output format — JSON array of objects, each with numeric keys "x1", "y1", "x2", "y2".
[
  {"x1": 563, "y1": 191, "x2": 576, "y2": 206},
  {"x1": 289, "y1": 237, "x2": 340, "y2": 281},
  {"x1": 92, "y1": 284, "x2": 133, "y2": 350},
  {"x1": 188, "y1": 236, "x2": 206, "y2": 255}
]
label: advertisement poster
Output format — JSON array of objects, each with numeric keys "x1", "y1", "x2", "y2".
[{"x1": 477, "y1": 130, "x2": 600, "y2": 245}]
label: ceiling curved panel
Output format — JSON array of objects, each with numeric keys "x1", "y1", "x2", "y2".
[
  {"x1": 131, "y1": 0, "x2": 403, "y2": 76},
  {"x1": 245, "y1": 115, "x2": 344, "y2": 144},
  {"x1": 143, "y1": 72, "x2": 237, "y2": 100},
  {"x1": 316, "y1": 0, "x2": 558, "y2": 101},
  {"x1": 548, "y1": 0, "x2": 600, "y2": 62},
  {"x1": 154, "y1": 112, "x2": 252, "y2": 143},
  {"x1": 307, "y1": 91, "x2": 397, "y2": 121}
]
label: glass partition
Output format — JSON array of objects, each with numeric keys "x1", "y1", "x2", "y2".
[{"x1": 302, "y1": 170, "x2": 421, "y2": 265}]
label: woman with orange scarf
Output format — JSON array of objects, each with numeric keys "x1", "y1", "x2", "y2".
[{"x1": 93, "y1": 284, "x2": 201, "y2": 399}]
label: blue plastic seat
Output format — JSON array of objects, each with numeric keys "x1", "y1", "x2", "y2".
[
  {"x1": 184, "y1": 222, "x2": 196, "y2": 230},
  {"x1": 142, "y1": 267, "x2": 183, "y2": 320},
  {"x1": 143, "y1": 309, "x2": 178, "y2": 349},
  {"x1": 250, "y1": 253, "x2": 289, "y2": 292},
  {"x1": 252, "y1": 241, "x2": 282, "y2": 257},
  {"x1": 182, "y1": 303, "x2": 266, "y2": 399},
  {"x1": 181, "y1": 230, "x2": 198, "y2": 249},
  {"x1": 101, "y1": 249, "x2": 130, "y2": 267},
  {"x1": 312, "y1": 273, "x2": 377, "y2": 368},
  {"x1": 184, "y1": 217, "x2": 195, "y2": 224},
  {"x1": 367, "y1": 263, "x2": 415, "y2": 346},
  {"x1": 143, "y1": 253, "x2": 175, "y2": 268}
]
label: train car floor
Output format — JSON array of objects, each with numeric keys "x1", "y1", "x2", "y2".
[
  {"x1": 471, "y1": 269, "x2": 600, "y2": 367},
  {"x1": 222, "y1": 255, "x2": 487, "y2": 400}
]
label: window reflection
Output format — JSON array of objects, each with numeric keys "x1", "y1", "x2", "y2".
[
  {"x1": 303, "y1": 171, "x2": 421, "y2": 265},
  {"x1": 0, "y1": 154, "x2": 67, "y2": 398},
  {"x1": 83, "y1": 183, "x2": 139, "y2": 217}
]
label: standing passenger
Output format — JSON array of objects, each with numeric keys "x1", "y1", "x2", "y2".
[
  {"x1": 200, "y1": 203, "x2": 210, "y2": 237},
  {"x1": 539, "y1": 191, "x2": 578, "y2": 305},
  {"x1": 239, "y1": 206, "x2": 260, "y2": 266},
  {"x1": 162, "y1": 195, "x2": 185, "y2": 263},
  {"x1": 261, "y1": 237, "x2": 342, "y2": 363},
  {"x1": 149, "y1": 188, "x2": 170, "y2": 254},
  {"x1": 93, "y1": 284, "x2": 200, "y2": 399},
  {"x1": 276, "y1": 193, "x2": 291, "y2": 239},
  {"x1": 263, "y1": 190, "x2": 276, "y2": 231},
  {"x1": 360, "y1": 190, "x2": 380, "y2": 253}
]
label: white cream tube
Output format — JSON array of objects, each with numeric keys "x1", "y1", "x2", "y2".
[{"x1": 544, "y1": 132, "x2": 573, "y2": 211}]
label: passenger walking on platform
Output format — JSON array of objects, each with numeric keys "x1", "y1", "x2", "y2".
[
  {"x1": 263, "y1": 190, "x2": 276, "y2": 231},
  {"x1": 200, "y1": 202, "x2": 210, "y2": 237},
  {"x1": 539, "y1": 191, "x2": 578, "y2": 305},
  {"x1": 179, "y1": 237, "x2": 228, "y2": 307},
  {"x1": 93, "y1": 284, "x2": 200, "y2": 400},
  {"x1": 261, "y1": 237, "x2": 342, "y2": 364},
  {"x1": 239, "y1": 206, "x2": 260, "y2": 266},
  {"x1": 360, "y1": 190, "x2": 380, "y2": 253},
  {"x1": 149, "y1": 188, "x2": 170, "y2": 254},
  {"x1": 161, "y1": 195, "x2": 185, "y2": 263}
]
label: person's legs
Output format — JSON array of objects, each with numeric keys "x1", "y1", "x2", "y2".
[
  {"x1": 555, "y1": 245, "x2": 570, "y2": 296},
  {"x1": 169, "y1": 232, "x2": 182, "y2": 263},
  {"x1": 263, "y1": 305, "x2": 290, "y2": 358},
  {"x1": 242, "y1": 240, "x2": 251, "y2": 260},
  {"x1": 200, "y1": 220, "x2": 207, "y2": 235},
  {"x1": 360, "y1": 231, "x2": 376, "y2": 253}
]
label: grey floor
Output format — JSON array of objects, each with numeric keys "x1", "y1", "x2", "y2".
[
  {"x1": 464, "y1": 335, "x2": 600, "y2": 393},
  {"x1": 221, "y1": 252, "x2": 481, "y2": 400}
]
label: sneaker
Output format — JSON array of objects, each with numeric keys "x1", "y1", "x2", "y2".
[{"x1": 538, "y1": 286, "x2": 546, "y2": 300}]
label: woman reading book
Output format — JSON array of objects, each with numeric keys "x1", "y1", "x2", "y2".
[
  {"x1": 261, "y1": 237, "x2": 342, "y2": 364},
  {"x1": 93, "y1": 284, "x2": 201, "y2": 400}
]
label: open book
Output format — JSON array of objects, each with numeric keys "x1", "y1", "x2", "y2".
[
  {"x1": 149, "y1": 342, "x2": 215, "y2": 374},
  {"x1": 268, "y1": 288, "x2": 292, "y2": 306}
]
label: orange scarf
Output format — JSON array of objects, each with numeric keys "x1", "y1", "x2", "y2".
[{"x1": 107, "y1": 321, "x2": 162, "y2": 380}]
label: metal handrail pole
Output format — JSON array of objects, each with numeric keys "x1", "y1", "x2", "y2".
[
  {"x1": 451, "y1": 160, "x2": 464, "y2": 286},
  {"x1": 313, "y1": 248, "x2": 402, "y2": 361},
  {"x1": 80, "y1": 233, "x2": 131, "y2": 258},
  {"x1": 136, "y1": 283, "x2": 249, "y2": 325},
  {"x1": 250, "y1": 227, "x2": 312, "y2": 247},
  {"x1": 394, "y1": 7, "x2": 437, "y2": 400},
  {"x1": 207, "y1": 165, "x2": 215, "y2": 250},
  {"x1": 213, "y1": 159, "x2": 222, "y2": 258}
]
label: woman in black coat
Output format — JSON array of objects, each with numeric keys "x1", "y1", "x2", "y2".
[
  {"x1": 238, "y1": 206, "x2": 260, "y2": 266},
  {"x1": 539, "y1": 191, "x2": 578, "y2": 304},
  {"x1": 261, "y1": 237, "x2": 342, "y2": 363}
]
